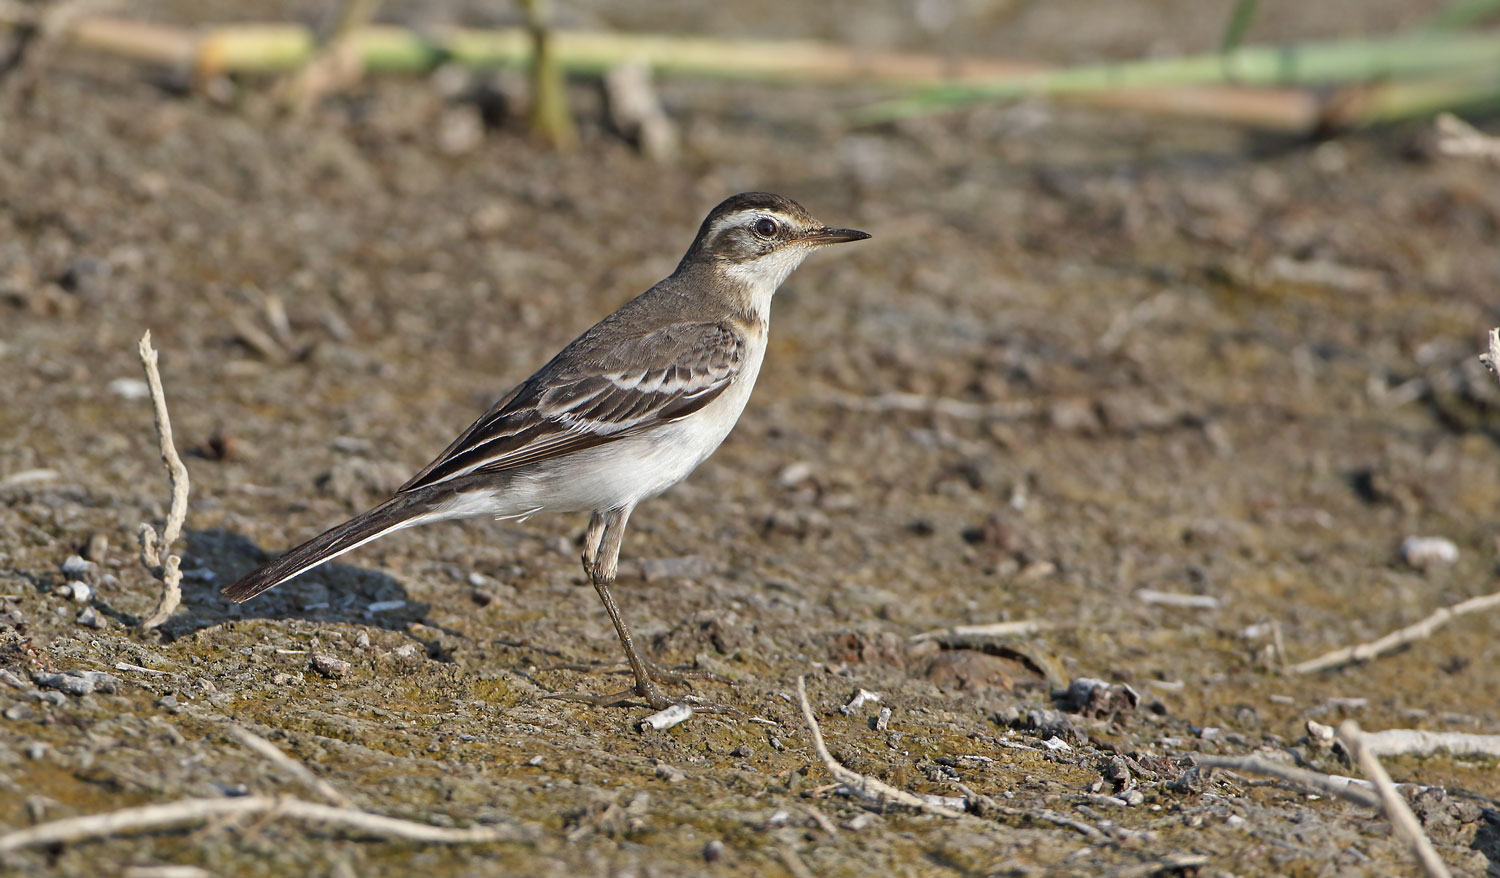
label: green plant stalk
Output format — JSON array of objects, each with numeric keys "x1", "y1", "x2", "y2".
[
  {"x1": 856, "y1": 32, "x2": 1500, "y2": 123},
  {"x1": 1424, "y1": 0, "x2": 1500, "y2": 31}
]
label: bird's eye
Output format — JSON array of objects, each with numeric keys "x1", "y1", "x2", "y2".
[{"x1": 753, "y1": 217, "x2": 779, "y2": 238}]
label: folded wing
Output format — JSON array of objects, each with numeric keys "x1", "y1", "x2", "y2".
[{"x1": 398, "y1": 321, "x2": 746, "y2": 493}]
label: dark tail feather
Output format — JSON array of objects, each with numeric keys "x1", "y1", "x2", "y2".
[{"x1": 221, "y1": 498, "x2": 417, "y2": 603}]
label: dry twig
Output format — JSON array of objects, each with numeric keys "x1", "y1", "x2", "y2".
[
  {"x1": 909, "y1": 620, "x2": 1050, "y2": 643},
  {"x1": 1360, "y1": 728, "x2": 1500, "y2": 760},
  {"x1": 1288, "y1": 591, "x2": 1500, "y2": 674},
  {"x1": 228, "y1": 726, "x2": 351, "y2": 807},
  {"x1": 795, "y1": 676, "x2": 969, "y2": 820},
  {"x1": 1435, "y1": 114, "x2": 1500, "y2": 163},
  {"x1": 1481, "y1": 327, "x2": 1500, "y2": 378},
  {"x1": 276, "y1": 0, "x2": 381, "y2": 116},
  {"x1": 1193, "y1": 754, "x2": 1380, "y2": 808},
  {"x1": 1337, "y1": 721, "x2": 1453, "y2": 878},
  {"x1": 824, "y1": 390, "x2": 1037, "y2": 422},
  {"x1": 135, "y1": 330, "x2": 189, "y2": 631},
  {"x1": 0, "y1": 795, "x2": 524, "y2": 852}
]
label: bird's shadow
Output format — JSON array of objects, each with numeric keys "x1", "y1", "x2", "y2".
[{"x1": 127, "y1": 528, "x2": 460, "y2": 653}]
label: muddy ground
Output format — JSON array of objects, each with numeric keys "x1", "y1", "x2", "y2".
[{"x1": 3, "y1": 2, "x2": 1500, "y2": 876}]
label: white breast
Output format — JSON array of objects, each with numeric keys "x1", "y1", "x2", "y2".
[{"x1": 448, "y1": 334, "x2": 769, "y2": 518}]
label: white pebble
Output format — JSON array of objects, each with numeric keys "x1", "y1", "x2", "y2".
[
  {"x1": 1400, "y1": 536, "x2": 1458, "y2": 569},
  {"x1": 108, "y1": 378, "x2": 151, "y2": 400}
]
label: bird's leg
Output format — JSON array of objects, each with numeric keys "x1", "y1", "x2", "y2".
[{"x1": 581, "y1": 504, "x2": 675, "y2": 709}]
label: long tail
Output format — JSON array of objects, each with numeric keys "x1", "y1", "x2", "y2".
[{"x1": 221, "y1": 497, "x2": 424, "y2": 603}]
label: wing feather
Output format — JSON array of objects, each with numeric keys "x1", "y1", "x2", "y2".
[{"x1": 397, "y1": 321, "x2": 746, "y2": 493}]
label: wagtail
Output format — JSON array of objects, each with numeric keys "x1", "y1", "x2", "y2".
[{"x1": 223, "y1": 192, "x2": 870, "y2": 708}]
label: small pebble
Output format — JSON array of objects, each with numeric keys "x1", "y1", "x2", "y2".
[
  {"x1": 310, "y1": 654, "x2": 351, "y2": 678},
  {"x1": 355, "y1": 631, "x2": 371, "y2": 648},
  {"x1": 875, "y1": 706, "x2": 892, "y2": 731},
  {"x1": 703, "y1": 840, "x2": 725, "y2": 862},
  {"x1": 470, "y1": 588, "x2": 495, "y2": 606},
  {"x1": 730, "y1": 745, "x2": 753, "y2": 759},
  {"x1": 85, "y1": 532, "x2": 109, "y2": 562},
  {"x1": 76, "y1": 606, "x2": 105, "y2": 628},
  {"x1": 24, "y1": 741, "x2": 46, "y2": 760},
  {"x1": 393, "y1": 644, "x2": 421, "y2": 659},
  {"x1": 366, "y1": 600, "x2": 406, "y2": 614},
  {"x1": 844, "y1": 812, "x2": 880, "y2": 831},
  {"x1": 1400, "y1": 536, "x2": 1459, "y2": 570},
  {"x1": 108, "y1": 378, "x2": 150, "y2": 400},
  {"x1": 59, "y1": 554, "x2": 99, "y2": 583},
  {"x1": 60, "y1": 581, "x2": 91, "y2": 603},
  {"x1": 655, "y1": 762, "x2": 686, "y2": 783},
  {"x1": 4, "y1": 703, "x2": 38, "y2": 721},
  {"x1": 32, "y1": 670, "x2": 120, "y2": 696}
]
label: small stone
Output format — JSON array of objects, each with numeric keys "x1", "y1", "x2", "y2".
[
  {"x1": 62, "y1": 581, "x2": 91, "y2": 603},
  {"x1": 703, "y1": 840, "x2": 725, "y2": 862},
  {"x1": 24, "y1": 741, "x2": 46, "y2": 760},
  {"x1": 355, "y1": 630, "x2": 371, "y2": 649},
  {"x1": 60, "y1": 554, "x2": 99, "y2": 584},
  {"x1": 844, "y1": 812, "x2": 880, "y2": 831},
  {"x1": 874, "y1": 707, "x2": 892, "y2": 731},
  {"x1": 4, "y1": 703, "x2": 38, "y2": 721},
  {"x1": 107, "y1": 378, "x2": 150, "y2": 400},
  {"x1": 32, "y1": 670, "x2": 120, "y2": 696},
  {"x1": 1400, "y1": 536, "x2": 1459, "y2": 570},
  {"x1": 730, "y1": 745, "x2": 753, "y2": 759},
  {"x1": 393, "y1": 644, "x2": 421, "y2": 659},
  {"x1": 470, "y1": 588, "x2": 496, "y2": 607},
  {"x1": 310, "y1": 654, "x2": 351, "y2": 678},
  {"x1": 85, "y1": 532, "x2": 109, "y2": 562},
  {"x1": 654, "y1": 762, "x2": 686, "y2": 783},
  {"x1": 271, "y1": 672, "x2": 297, "y2": 686},
  {"x1": 76, "y1": 606, "x2": 104, "y2": 629}
]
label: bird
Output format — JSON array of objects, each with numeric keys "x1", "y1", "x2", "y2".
[{"x1": 222, "y1": 192, "x2": 870, "y2": 709}]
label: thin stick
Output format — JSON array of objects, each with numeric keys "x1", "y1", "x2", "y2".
[
  {"x1": 1193, "y1": 754, "x2": 1381, "y2": 808},
  {"x1": 228, "y1": 726, "x2": 351, "y2": 807},
  {"x1": 824, "y1": 391, "x2": 1038, "y2": 421},
  {"x1": 136, "y1": 330, "x2": 189, "y2": 631},
  {"x1": 277, "y1": 0, "x2": 382, "y2": 116},
  {"x1": 1480, "y1": 327, "x2": 1500, "y2": 377},
  {"x1": 1337, "y1": 721, "x2": 1453, "y2": 878},
  {"x1": 910, "y1": 620, "x2": 1050, "y2": 643},
  {"x1": 795, "y1": 676, "x2": 968, "y2": 820},
  {"x1": 0, "y1": 795, "x2": 524, "y2": 852},
  {"x1": 952, "y1": 783, "x2": 1108, "y2": 841},
  {"x1": 777, "y1": 846, "x2": 816, "y2": 878},
  {"x1": 1435, "y1": 114, "x2": 1500, "y2": 162},
  {"x1": 1360, "y1": 729, "x2": 1500, "y2": 760},
  {"x1": 1288, "y1": 591, "x2": 1500, "y2": 674}
]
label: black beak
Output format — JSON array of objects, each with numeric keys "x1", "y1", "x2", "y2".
[{"x1": 799, "y1": 227, "x2": 872, "y2": 245}]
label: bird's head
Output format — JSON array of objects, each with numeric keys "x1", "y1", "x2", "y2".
[{"x1": 679, "y1": 192, "x2": 870, "y2": 292}]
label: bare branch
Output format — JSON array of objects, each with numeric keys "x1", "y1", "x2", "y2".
[
  {"x1": 795, "y1": 676, "x2": 969, "y2": 820},
  {"x1": 1481, "y1": 327, "x2": 1500, "y2": 381},
  {"x1": 1193, "y1": 754, "x2": 1380, "y2": 809},
  {"x1": 135, "y1": 330, "x2": 190, "y2": 630},
  {"x1": 1434, "y1": 114, "x2": 1500, "y2": 164},
  {"x1": 1359, "y1": 729, "x2": 1500, "y2": 760},
  {"x1": 909, "y1": 620, "x2": 1050, "y2": 643},
  {"x1": 0, "y1": 795, "x2": 525, "y2": 853},
  {"x1": 1288, "y1": 591, "x2": 1500, "y2": 674},
  {"x1": 228, "y1": 726, "x2": 351, "y2": 808},
  {"x1": 1337, "y1": 721, "x2": 1452, "y2": 878}
]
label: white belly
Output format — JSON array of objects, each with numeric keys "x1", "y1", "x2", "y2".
[{"x1": 436, "y1": 340, "x2": 766, "y2": 519}]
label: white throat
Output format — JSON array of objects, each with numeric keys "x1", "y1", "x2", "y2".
[{"x1": 721, "y1": 245, "x2": 812, "y2": 318}]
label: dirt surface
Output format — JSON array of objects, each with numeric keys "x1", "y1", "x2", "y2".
[{"x1": 3, "y1": 3, "x2": 1500, "y2": 876}]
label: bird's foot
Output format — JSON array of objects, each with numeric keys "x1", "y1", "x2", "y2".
[
  {"x1": 543, "y1": 663, "x2": 736, "y2": 713},
  {"x1": 541, "y1": 657, "x2": 732, "y2": 688}
]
